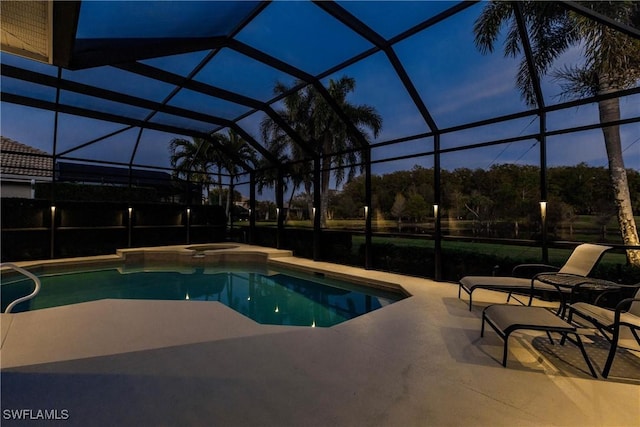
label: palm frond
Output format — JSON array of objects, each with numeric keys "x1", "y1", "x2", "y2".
[
  {"x1": 551, "y1": 65, "x2": 599, "y2": 100},
  {"x1": 474, "y1": 1, "x2": 513, "y2": 54}
]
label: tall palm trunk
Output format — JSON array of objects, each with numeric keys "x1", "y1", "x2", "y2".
[
  {"x1": 226, "y1": 178, "x2": 234, "y2": 225},
  {"x1": 598, "y1": 80, "x2": 640, "y2": 265},
  {"x1": 320, "y1": 136, "x2": 332, "y2": 228},
  {"x1": 217, "y1": 168, "x2": 223, "y2": 207},
  {"x1": 320, "y1": 162, "x2": 331, "y2": 228}
]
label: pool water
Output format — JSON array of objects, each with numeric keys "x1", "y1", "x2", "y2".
[{"x1": 1, "y1": 264, "x2": 405, "y2": 327}]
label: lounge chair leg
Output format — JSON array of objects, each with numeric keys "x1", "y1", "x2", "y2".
[
  {"x1": 502, "y1": 334, "x2": 509, "y2": 367},
  {"x1": 546, "y1": 331, "x2": 555, "y2": 344},
  {"x1": 560, "y1": 309, "x2": 575, "y2": 346},
  {"x1": 602, "y1": 327, "x2": 620, "y2": 379},
  {"x1": 574, "y1": 333, "x2": 597, "y2": 378},
  {"x1": 559, "y1": 331, "x2": 567, "y2": 346},
  {"x1": 557, "y1": 294, "x2": 568, "y2": 317},
  {"x1": 458, "y1": 285, "x2": 473, "y2": 311}
]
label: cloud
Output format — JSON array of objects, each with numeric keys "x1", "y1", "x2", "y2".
[{"x1": 432, "y1": 64, "x2": 520, "y2": 116}]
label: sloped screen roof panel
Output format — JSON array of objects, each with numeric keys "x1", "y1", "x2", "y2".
[
  {"x1": 193, "y1": 48, "x2": 297, "y2": 102},
  {"x1": 70, "y1": 1, "x2": 263, "y2": 68},
  {"x1": 62, "y1": 66, "x2": 177, "y2": 103},
  {"x1": 336, "y1": 0, "x2": 454, "y2": 40},
  {"x1": 235, "y1": 1, "x2": 374, "y2": 75},
  {"x1": 1, "y1": 75, "x2": 57, "y2": 103},
  {"x1": 168, "y1": 88, "x2": 252, "y2": 121},
  {"x1": 76, "y1": 1, "x2": 262, "y2": 39}
]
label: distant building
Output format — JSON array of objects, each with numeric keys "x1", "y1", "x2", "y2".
[
  {"x1": 1, "y1": 136, "x2": 198, "y2": 203},
  {"x1": 0, "y1": 136, "x2": 53, "y2": 198},
  {"x1": 235, "y1": 196, "x2": 251, "y2": 211},
  {"x1": 54, "y1": 161, "x2": 186, "y2": 203}
]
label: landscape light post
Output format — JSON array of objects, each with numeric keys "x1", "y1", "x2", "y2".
[
  {"x1": 364, "y1": 148, "x2": 372, "y2": 270},
  {"x1": 434, "y1": 204, "x2": 441, "y2": 280},
  {"x1": 276, "y1": 169, "x2": 284, "y2": 249},
  {"x1": 313, "y1": 156, "x2": 321, "y2": 261},
  {"x1": 50, "y1": 205, "x2": 56, "y2": 259},
  {"x1": 128, "y1": 207, "x2": 133, "y2": 247},
  {"x1": 249, "y1": 171, "x2": 256, "y2": 244},
  {"x1": 540, "y1": 201, "x2": 548, "y2": 263},
  {"x1": 186, "y1": 207, "x2": 191, "y2": 244}
]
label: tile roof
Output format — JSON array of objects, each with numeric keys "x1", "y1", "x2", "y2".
[{"x1": 1, "y1": 136, "x2": 52, "y2": 177}]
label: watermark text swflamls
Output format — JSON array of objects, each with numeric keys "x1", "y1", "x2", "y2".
[{"x1": 3, "y1": 409, "x2": 70, "y2": 421}]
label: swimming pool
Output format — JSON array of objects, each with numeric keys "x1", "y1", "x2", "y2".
[{"x1": 1, "y1": 263, "x2": 406, "y2": 327}]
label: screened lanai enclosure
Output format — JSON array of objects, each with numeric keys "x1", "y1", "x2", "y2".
[{"x1": 1, "y1": 1, "x2": 639, "y2": 282}]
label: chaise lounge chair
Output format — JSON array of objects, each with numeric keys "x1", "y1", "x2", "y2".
[
  {"x1": 565, "y1": 284, "x2": 640, "y2": 378},
  {"x1": 481, "y1": 304, "x2": 597, "y2": 377},
  {"x1": 458, "y1": 243, "x2": 613, "y2": 312}
]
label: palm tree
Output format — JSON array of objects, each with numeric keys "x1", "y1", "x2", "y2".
[
  {"x1": 169, "y1": 136, "x2": 218, "y2": 203},
  {"x1": 260, "y1": 82, "x2": 318, "y2": 222},
  {"x1": 261, "y1": 76, "x2": 382, "y2": 227},
  {"x1": 474, "y1": 1, "x2": 640, "y2": 266},
  {"x1": 217, "y1": 129, "x2": 257, "y2": 221},
  {"x1": 254, "y1": 145, "x2": 317, "y2": 225},
  {"x1": 170, "y1": 132, "x2": 254, "y2": 210}
]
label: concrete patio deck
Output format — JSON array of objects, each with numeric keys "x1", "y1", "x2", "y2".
[{"x1": 1, "y1": 246, "x2": 639, "y2": 426}]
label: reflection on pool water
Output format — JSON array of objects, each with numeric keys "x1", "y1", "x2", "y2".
[{"x1": 1, "y1": 264, "x2": 406, "y2": 327}]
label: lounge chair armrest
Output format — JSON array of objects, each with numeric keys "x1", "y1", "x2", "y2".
[
  {"x1": 615, "y1": 297, "x2": 640, "y2": 314},
  {"x1": 512, "y1": 264, "x2": 560, "y2": 279},
  {"x1": 612, "y1": 297, "x2": 640, "y2": 326}
]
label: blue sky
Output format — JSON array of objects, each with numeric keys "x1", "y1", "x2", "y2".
[{"x1": 1, "y1": 1, "x2": 638, "y2": 199}]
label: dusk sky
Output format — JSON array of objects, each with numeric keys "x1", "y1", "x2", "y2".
[{"x1": 1, "y1": 1, "x2": 638, "y2": 200}]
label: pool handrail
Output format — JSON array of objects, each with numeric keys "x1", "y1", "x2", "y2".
[{"x1": 1, "y1": 263, "x2": 41, "y2": 313}]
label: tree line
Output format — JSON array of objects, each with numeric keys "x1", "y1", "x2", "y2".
[{"x1": 322, "y1": 164, "x2": 640, "y2": 228}]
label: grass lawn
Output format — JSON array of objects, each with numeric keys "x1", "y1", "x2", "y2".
[
  {"x1": 252, "y1": 216, "x2": 636, "y2": 267},
  {"x1": 355, "y1": 235, "x2": 628, "y2": 265}
]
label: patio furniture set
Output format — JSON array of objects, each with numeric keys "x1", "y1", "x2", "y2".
[{"x1": 458, "y1": 244, "x2": 640, "y2": 379}]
